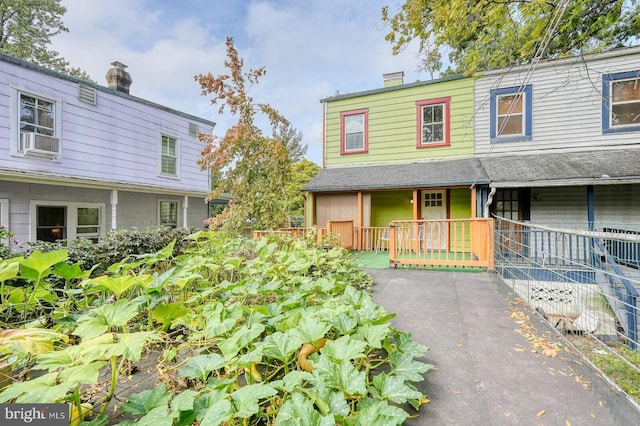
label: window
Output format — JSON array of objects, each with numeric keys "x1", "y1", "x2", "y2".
[
  {"x1": 490, "y1": 85, "x2": 532, "y2": 141},
  {"x1": 31, "y1": 202, "x2": 103, "y2": 242},
  {"x1": 340, "y1": 109, "x2": 368, "y2": 154},
  {"x1": 160, "y1": 134, "x2": 178, "y2": 176},
  {"x1": 416, "y1": 97, "x2": 450, "y2": 147},
  {"x1": 20, "y1": 93, "x2": 55, "y2": 136},
  {"x1": 602, "y1": 71, "x2": 640, "y2": 133},
  {"x1": 159, "y1": 200, "x2": 178, "y2": 228},
  {"x1": 16, "y1": 90, "x2": 62, "y2": 157}
]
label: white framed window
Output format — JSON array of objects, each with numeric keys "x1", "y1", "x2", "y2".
[
  {"x1": 12, "y1": 87, "x2": 62, "y2": 158},
  {"x1": 416, "y1": 97, "x2": 450, "y2": 147},
  {"x1": 489, "y1": 85, "x2": 532, "y2": 142},
  {"x1": 158, "y1": 200, "x2": 178, "y2": 228},
  {"x1": 160, "y1": 134, "x2": 179, "y2": 177},
  {"x1": 603, "y1": 71, "x2": 640, "y2": 133},
  {"x1": 30, "y1": 201, "x2": 104, "y2": 242},
  {"x1": 340, "y1": 109, "x2": 368, "y2": 154}
]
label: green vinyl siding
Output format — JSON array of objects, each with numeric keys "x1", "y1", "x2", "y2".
[
  {"x1": 371, "y1": 191, "x2": 413, "y2": 227},
  {"x1": 449, "y1": 188, "x2": 472, "y2": 250},
  {"x1": 449, "y1": 188, "x2": 471, "y2": 219},
  {"x1": 324, "y1": 76, "x2": 474, "y2": 166}
]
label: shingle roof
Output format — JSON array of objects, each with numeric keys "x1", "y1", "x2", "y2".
[
  {"x1": 481, "y1": 148, "x2": 640, "y2": 187},
  {"x1": 303, "y1": 149, "x2": 640, "y2": 193},
  {"x1": 302, "y1": 157, "x2": 488, "y2": 192}
]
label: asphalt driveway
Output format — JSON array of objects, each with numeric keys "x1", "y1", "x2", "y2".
[{"x1": 367, "y1": 269, "x2": 639, "y2": 426}]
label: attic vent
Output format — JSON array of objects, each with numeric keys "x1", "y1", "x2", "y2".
[
  {"x1": 78, "y1": 85, "x2": 97, "y2": 105},
  {"x1": 188, "y1": 122, "x2": 199, "y2": 137}
]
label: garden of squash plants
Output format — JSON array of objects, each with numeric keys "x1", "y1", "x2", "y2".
[{"x1": 0, "y1": 230, "x2": 433, "y2": 425}]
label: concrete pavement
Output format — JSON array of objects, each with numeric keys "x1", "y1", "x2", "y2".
[{"x1": 368, "y1": 269, "x2": 640, "y2": 426}]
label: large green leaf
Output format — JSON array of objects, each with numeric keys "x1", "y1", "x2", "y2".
[
  {"x1": 200, "y1": 399, "x2": 233, "y2": 426},
  {"x1": 0, "y1": 328, "x2": 68, "y2": 358},
  {"x1": 0, "y1": 260, "x2": 19, "y2": 282},
  {"x1": 73, "y1": 299, "x2": 140, "y2": 339},
  {"x1": 230, "y1": 383, "x2": 277, "y2": 419},
  {"x1": 83, "y1": 274, "x2": 150, "y2": 299},
  {"x1": 351, "y1": 398, "x2": 408, "y2": 425},
  {"x1": 275, "y1": 392, "x2": 334, "y2": 426},
  {"x1": 0, "y1": 372, "x2": 72, "y2": 403},
  {"x1": 312, "y1": 357, "x2": 366, "y2": 396},
  {"x1": 320, "y1": 336, "x2": 366, "y2": 362},
  {"x1": 122, "y1": 384, "x2": 172, "y2": 415},
  {"x1": 52, "y1": 261, "x2": 94, "y2": 282},
  {"x1": 369, "y1": 374, "x2": 424, "y2": 404},
  {"x1": 120, "y1": 406, "x2": 172, "y2": 426},
  {"x1": 260, "y1": 330, "x2": 303, "y2": 362},
  {"x1": 294, "y1": 316, "x2": 330, "y2": 344},
  {"x1": 391, "y1": 330, "x2": 429, "y2": 357},
  {"x1": 218, "y1": 323, "x2": 266, "y2": 359},
  {"x1": 152, "y1": 302, "x2": 189, "y2": 331},
  {"x1": 325, "y1": 313, "x2": 357, "y2": 335},
  {"x1": 178, "y1": 353, "x2": 227, "y2": 382},
  {"x1": 388, "y1": 352, "x2": 434, "y2": 383},
  {"x1": 203, "y1": 302, "x2": 243, "y2": 338},
  {"x1": 354, "y1": 323, "x2": 390, "y2": 349},
  {"x1": 19, "y1": 249, "x2": 68, "y2": 280},
  {"x1": 57, "y1": 362, "x2": 105, "y2": 388}
]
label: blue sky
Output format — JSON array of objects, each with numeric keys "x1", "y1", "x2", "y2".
[{"x1": 51, "y1": 0, "x2": 424, "y2": 165}]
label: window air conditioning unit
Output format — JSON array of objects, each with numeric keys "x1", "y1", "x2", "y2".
[{"x1": 19, "y1": 132, "x2": 60, "y2": 158}]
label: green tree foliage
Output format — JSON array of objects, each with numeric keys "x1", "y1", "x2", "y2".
[
  {"x1": 382, "y1": 0, "x2": 640, "y2": 76},
  {"x1": 285, "y1": 160, "x2": 321, "y2": 227},
  {"x1": 0, "y1": 0, "x2": 91, "y2": 80},
  {"x1": 195, "y1": 37, "x2": 305, "y2": 234}
]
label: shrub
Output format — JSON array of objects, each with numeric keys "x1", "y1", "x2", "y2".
[{"x1": 25, "y1": 226, "x2": 196, "y2": 274}]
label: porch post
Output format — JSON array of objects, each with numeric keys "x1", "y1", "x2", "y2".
[
  {"x1": 357, "y1": 191, "x2": 363, "y2": 250},
  {"x1": 471, "y1": 186, "x2": 477, "y2": 217},
  {"x1": 587, "y1": 185, "x2": 594, "y2": 231},
  {"x1": 110, "y1": 190, "x2": 118, "y2": 229},
  {"x1": 183, "y1": 195, "x2": 189, "y2": 228},
  {"x1": 412, "y1": 189, "x2": 419, "y2": 219}
]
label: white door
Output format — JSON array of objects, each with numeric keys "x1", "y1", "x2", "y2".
[{"x1": 421, "y1": 190, "x2": 447, "y2": 249}]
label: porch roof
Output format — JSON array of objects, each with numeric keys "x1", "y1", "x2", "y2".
[
  {"x1": 303, "y1": 157, "x2": 488, "y2": 192},
  {"x1": 482, "y1": 148, "x2": 640, "y2": 188}
]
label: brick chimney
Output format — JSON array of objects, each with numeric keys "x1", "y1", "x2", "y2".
[
  {"x1": 383, "y1": 71, "x2": 404, "y2": 87},
  {"x1": 106, "y1": 61, "x2": 132, "y2": 94}
]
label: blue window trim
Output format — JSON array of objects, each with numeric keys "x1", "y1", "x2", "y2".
[
  {"x1": 602, "y1": 70, "x2": 640, "y2": 134},
  {"x1": 489, "y1": 85, "x2": 532, "y2": 142}
]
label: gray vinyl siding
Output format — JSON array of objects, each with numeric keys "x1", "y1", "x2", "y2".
[
  {"x1": 529, "y1": 187, "x2": 588, "y2": 224},
  {"x1": 594, "y1": 184, "x2": 640, "y2": 224},
  {"x1": 0, "y1": 181, "x2": 208, "y2": 246},
  {"x1": 474, "y1": 47, "x2": 640, "y2": 156},
  {"x1": 528, "y1": 184, "x2": 640, "y2": 226}
]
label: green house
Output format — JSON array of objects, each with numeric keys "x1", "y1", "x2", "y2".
[{"x1": 303, "y1": 72, "x2": 488, "y2": 250}]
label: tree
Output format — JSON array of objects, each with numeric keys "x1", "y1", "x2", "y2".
[
  {"x1": 195, "y1": 37, "x2": 306, "y2": 234},
  {"x1": 382, "y1": 0, "x2": 640, "y2": 77},
  {"x1": 0, "y1": 0, "x2": 91, "y2": 79},
  {"x1": 284, "y1": 160, "x2": 321, "y2": 227}
]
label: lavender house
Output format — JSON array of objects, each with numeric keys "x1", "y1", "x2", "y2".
[{"x1": 0, "y1": 55, "x2": 215, "y2": 250}]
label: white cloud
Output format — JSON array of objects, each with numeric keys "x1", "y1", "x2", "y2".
[{"x1": 52, "y1": 0, "x2": 424, "y2": 165}]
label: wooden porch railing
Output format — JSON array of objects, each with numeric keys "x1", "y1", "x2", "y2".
[
  {"x1": 388, "y1": 219, "x2": 494, "y2": 270},
  {"x1": 253, "y1": 219, "x2": 494, "y2": 270}
]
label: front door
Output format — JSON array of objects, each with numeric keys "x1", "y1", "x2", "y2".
[{"x1": 421, "y1": 190, "x2": 447, "y2": 249}]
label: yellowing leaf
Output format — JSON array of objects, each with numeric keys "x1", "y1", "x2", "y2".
[{"x1": 537, "y1": 409, "x2": 546, "y2": 417}]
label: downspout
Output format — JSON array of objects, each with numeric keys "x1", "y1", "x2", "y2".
[{"x1": 483, "y1": 187, "x2": 496, "y2": 218}]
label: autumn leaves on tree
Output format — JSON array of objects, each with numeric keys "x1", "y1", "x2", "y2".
[{"x1": 195, "y1": 37, "x2": 305, "y2": 234}]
